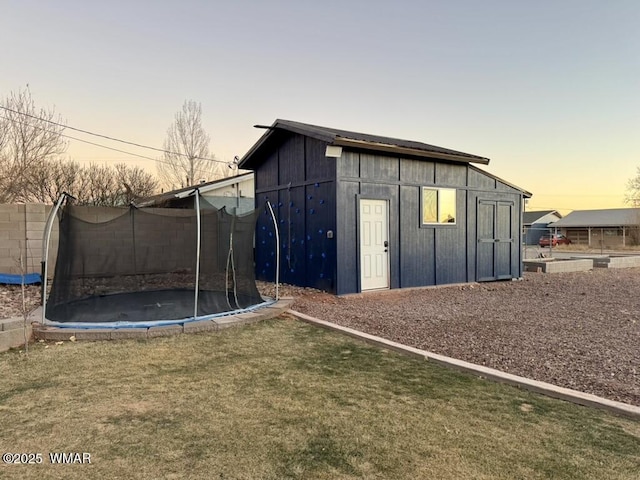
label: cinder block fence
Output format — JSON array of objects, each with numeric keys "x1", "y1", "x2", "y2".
[{"x1": 0, "y1": 204, "x2": 58, "y2": 275}]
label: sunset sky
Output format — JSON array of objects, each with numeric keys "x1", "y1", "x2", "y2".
[{"x1": 2, "y1": 0, "x2": 638, "y2": 214}]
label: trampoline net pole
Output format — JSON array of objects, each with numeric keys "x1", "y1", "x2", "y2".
[
  {"x1": 41, "y1": 193, "x2": 67, "y2": 324},
  {"x1": 266, "y1": 200, "x2": 280, "y2": 300},
  {"x1": 194, "y1": 189, "x2": 202, "y2": 319},
  {"x1": 131, "y1": 205, "x2": 139, "y2": 289},
  {"x1": 225, "y1": 214, "x2": 239, "y2": 310}
]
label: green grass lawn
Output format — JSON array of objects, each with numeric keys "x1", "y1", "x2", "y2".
[{"x1": 0, "y1": 317, "x2": 638, "y2": 480}]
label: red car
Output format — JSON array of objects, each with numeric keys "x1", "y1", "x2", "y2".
[{"x1": 539, "y1": 234, "x2": 571, "y2": 247}]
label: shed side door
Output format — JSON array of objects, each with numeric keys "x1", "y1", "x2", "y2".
[
  {"x1": 477, "y1": 200, "x2": 497, "y2": 281},
  {"x1": 476, "y1": 199, "x2": 515, "y2": 281},
  {"x1": 359, "y1": 198, "x2": 389, "y2": 291},
  {"x1": 495, "y1": 201, "x2": 514, "y2": 280}
]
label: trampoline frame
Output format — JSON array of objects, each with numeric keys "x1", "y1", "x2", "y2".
[{"x1": 41, "y1": 192, "x2": 281, "y2": 328}]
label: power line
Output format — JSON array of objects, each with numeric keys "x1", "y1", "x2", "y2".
[
  {"x1": 0, "y1": 104, "x2": 227, "y2": 165},
  {"x1": 1, "y1": 114, "x2": 243, "y2": 177},
  {"x1": 0, "y1": 113, "x2": 182, "y2": 166}
]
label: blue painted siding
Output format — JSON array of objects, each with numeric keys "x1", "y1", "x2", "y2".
[
  {"x1": 335, "y1": 151, "x2": 524, "y2": 294},
  {"x1": 253, "y1": 133, "x2": 338, "y2": 291},
  {"x1": 252, "y1": 134, "x2": 525, "y2": 295}
]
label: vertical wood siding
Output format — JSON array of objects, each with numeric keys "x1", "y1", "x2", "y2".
[
  {"x1": 278, "y1": 135, "x2": 305, "y2": 185},
  {"x1": 336, "y1": 181, "x2": 360, "y2": 294},
  {"x1": 339, "y1": 151, "x2": 360, "y2": 178},
  {"x1": 254, "y1": 133, "x2": 337, "y2": 292},
  {"x1": 305, "y1": 137, "x2": 334, "y2": 180},
  {"x1": 400, "y1": 158, "x2": 434, "y2": 185},
  {"x1": 256, "y1": 151, "x2": 278, "y2": 191},
  {"x1": 468, "y1": 167, "x2": 496, "y2": 190},
  {"x1": 279, "y1": 185, "x2": 307, "y2": 285},
  {"x1": 399, "y1": 185, "x2": 436, "y2": 287},
  {"x1": 435, "y1": 162, "x2": 467, "y2": 186},
  {"x1": 255, "y1": 190, "x2": 278, "y2": 283},
  {"x1": 336, "y1": 151, "x2": 524, "y2": 294},
  {"x1": 434, "y1": 189, "x2": 467, "y2": 284},
  {"x1": 360, "y1": 153, "x2": 399, "y2": 182},
  {"x1": 305, "y1": 181, "x2": 336, "y2": 291},
  {"x1": 254, "y1": 135, "x2": 524, "y2": 295}
]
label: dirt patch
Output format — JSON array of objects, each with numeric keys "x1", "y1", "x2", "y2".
[
  {"x1": 290, "y1": 268, "x2": 640, "y2": 407},
  {"x1": 0, "y1": 284, "x2": 41, "y2": 319}
]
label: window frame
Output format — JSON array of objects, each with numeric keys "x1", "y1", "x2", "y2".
[{"x1": 420, "y1": 187, "x2": 457, "y2": 226}]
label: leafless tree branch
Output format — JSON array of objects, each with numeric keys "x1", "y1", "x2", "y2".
[
  {"x1": 625, "y1": 166, "x2": 640, "y2": 207},
  {"x1": 156, "y1": 100, "x2": 227, "y2": 189},
  {"x1": 0, "y1": 86, "x2": 68, "y2": 203}
]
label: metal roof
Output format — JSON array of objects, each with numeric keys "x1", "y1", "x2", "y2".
[
  {"x1": 135, "y1": 172, "x2": 254, "y2": 207},
  {"x1": 523, "y1": 210, "x2": 561, "y2": 225},
  {"x1": 239, "y1": 119, "x2": 491, "y2": 168},
  {"x1": 550, "y1": 208, "x2": 640, "y2": 228}
]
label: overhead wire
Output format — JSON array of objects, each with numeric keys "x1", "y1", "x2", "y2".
[
  {"x1": 0, "y1": 113, "x2": 168, "y2": 164},
  {"x1": 0, "y1": 113, "x2": 230, "y2": 168},
  {"x1": 0, "y1": 104, "x2": 227, "y2": 165}
]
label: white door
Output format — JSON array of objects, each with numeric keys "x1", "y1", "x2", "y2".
[{"x1": 359, "y1": 199, "x2": 389, "y2": 291}]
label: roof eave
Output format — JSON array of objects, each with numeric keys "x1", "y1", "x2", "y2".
[
  {"x1": 469, "y1": 165, "x2": 532, "y2": 197},
  {"x1": 333, "y1": 138, "x2": 490, "y2": 165},
  {"x1": 238, "y1": 129, "x2": 274, "y2": 169},
  {"x1": 239, "y1": 120, "x2": 338, "y2": 169}
]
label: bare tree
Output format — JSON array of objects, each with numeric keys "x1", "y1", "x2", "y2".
[
  {"x1": 0, "y1": 86, "x2": 68, "y2": 203},
  {"x1": 28, "y1": 158, "x2": 83, "y2": 204},
  {"x1": 0, "y1": 112, "x2": 8, "y2": 158},
  {"x1": 156, "y1": 100, "x2": 225, "y2": 189},
  {"x1": 28, "y1": 159, "x2": 158, "y2": 206},
  {"x1": 76, "y1": 163, "x2": 158, "y2": 207},
  {"x1": 81, "y1": 164, "x2": 120, "y2": 206},
  {"x1": 114, "y1": 163, "x2": 158, "y2": 204},
  {"x1": 625, "y1": 166, "x2": 640, "y2": 207},
  {"x1": 624, "y1": 171, "x2": 640, "y2": 246}
]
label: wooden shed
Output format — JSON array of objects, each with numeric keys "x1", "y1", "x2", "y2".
[{"x1": 239, "y1": 119, "x2": 531, "y2": 295}]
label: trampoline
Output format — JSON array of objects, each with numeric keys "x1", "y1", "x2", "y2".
[{"x1": 42, "y1": 192, "x2": 277, "y2": 328}]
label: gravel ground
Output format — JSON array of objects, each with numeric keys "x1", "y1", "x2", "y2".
[
  {"x1": 287, "y1": 269, "x2": 640, "y2": 407},
  {"x1": 3, "y1": 270, "x2": 639, "y2": 406}
]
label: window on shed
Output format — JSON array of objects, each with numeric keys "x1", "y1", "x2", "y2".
[{"x1": 421, "y1": 187, "x2": 456, "y2": 225}]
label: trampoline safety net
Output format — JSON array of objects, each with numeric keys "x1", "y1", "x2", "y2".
[{"x1": 46, "y1": 204, "x2": 264, "y2": 323}]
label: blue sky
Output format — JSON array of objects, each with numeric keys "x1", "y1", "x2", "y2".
[{"x1": 2, "y1": 0, "x2": 639, "y2": 212}]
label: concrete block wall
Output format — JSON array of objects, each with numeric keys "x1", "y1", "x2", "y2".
[
  {"x1": 0, "y1": 204, "x2": 58, "y2": 275},
  {"x1": 0, "y1": 317, "x2": 32, "y2": 352},
  {"x1": 523, "y1": 258, "x2": 593, "y2": 273},
  {"x1": 593, "y1": 256, "x2": 640, "y2": 269}
]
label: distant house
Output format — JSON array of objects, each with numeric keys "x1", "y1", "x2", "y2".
[
  {"x1": 523, "y1": 210, "x2": 562, "y2": 245},
  {"x1": 136, "y1": 172, "x2": 254, "y2": 214},
  {"x1": 550, "y1": 208, "x2": 640, "y2": 247},
  {"x1": 239, "y1": 119, "x2": 531, "y2": 294}
]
